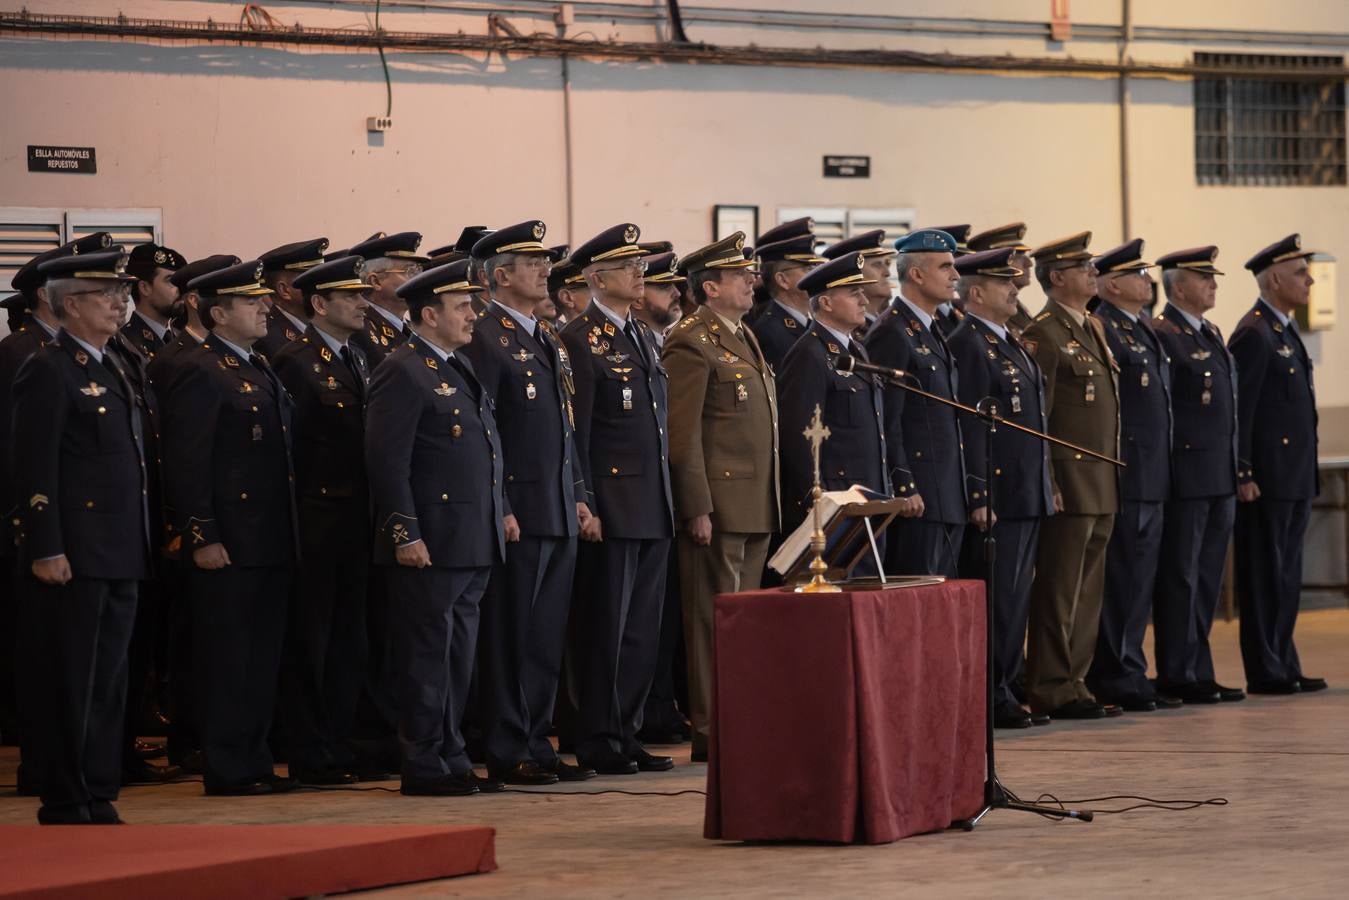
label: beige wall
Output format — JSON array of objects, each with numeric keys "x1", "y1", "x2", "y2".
[{"x1": 3, "y1": 0, "x2": 1348, "y2": 398}]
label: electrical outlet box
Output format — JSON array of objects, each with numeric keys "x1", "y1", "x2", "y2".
[{"x1": 366, "y1": 117, "x2": 393, "y2": 133}]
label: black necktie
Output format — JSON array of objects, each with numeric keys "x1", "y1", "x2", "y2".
[
  {"x1": 534, "y1": 321, "x2": 555, "y2": 365},
  {"x1": 625, "y1": 319, "x2": 647, "y2": 367},
  {"x1": 340, "y1": 345, "x2": 364, "y2": 394}
]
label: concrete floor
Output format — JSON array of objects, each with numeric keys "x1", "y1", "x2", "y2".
[{"x1": 3, "y1": 609, "x2": 1348, "y2": 898}]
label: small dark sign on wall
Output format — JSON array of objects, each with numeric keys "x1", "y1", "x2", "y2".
[
  {"x1": 28, "y1": 145, "x2": 97, "y2": 174},
  {"x1": 823, "y1": 155, "x2": 870, "y2": 178}
]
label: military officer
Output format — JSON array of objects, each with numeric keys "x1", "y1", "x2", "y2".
[
  {"x1": 777, "y1": 252, "x2": 889, "y2": 532},
  {"x1": 547, "y1": 254, "x2": 586, "y2": 326},
  {"x1": 633, "y1": 250, "x2": 684, "y2": 347},
  {"x1": 149, "y1": 255, "x2": 243, "y2": 388},
  {"x1": 1229, "y1": 235, "x2": 1326, "y2": 695},
  {"x1": 1022, "y1": 232, "x2": 1121, "y2": 720},
  {"x1": 14, "y1": 248, "x2": 150, "y2": 823},
  {"x1": 366, "y1": 259, "x2": 507, "y2": 797},
  {"x1": 948, "y1": 247, "x2": 1054, "y2": 729},
  {"x1": 968, "y1": 223, "x2": 1036, "y2": 335},
  {"x1": 862, "y1": 228, "x2": 966, "y2": 577},
  {"x1": 1150, "y1": 246, "x2": 1244, "y2": 704},
  {"x1": 122, "y1": 243, "x2": 185, "y2": 359},
  {"x1": 929, "y1": 224, "x2": 972, "y2": 337},
  {"x1": 461, "y1": 222, "x2": 595, "y2": 785},
  {"x1": 159, "y1": 260, "x2": 299, "y2": 796},
  {"x1": 750, "y1": 234, "x2": 826, "y2": 373},
  {"x1": 255, "y1": 238, "x2": 328, "y2": 358},
  {"x1": 663, "y1": 231, "x2": 779, "y2": 762},
  {"x1": 560, "y1": 224, "x2": 675, "y2": 775},
  {"x1": 748, "y1": 217, "x2": 815, "y2": 323},
  {"x1": 1085, "y1": 240, "x2": 1178, "y2": 712},
  {"x1": 824, "y1": 230, "x2": 897, "y2": 333},
  {"x1": 533, "y1": 244, "x2": 571, "y2": 323},
  {"x1": 350, "y1": 231, "x2": 426, "y2": 367}
]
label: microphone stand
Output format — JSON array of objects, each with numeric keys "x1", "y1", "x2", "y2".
[{"x1": 865, "y1": 367, "x2": 1123, "y2": 828}]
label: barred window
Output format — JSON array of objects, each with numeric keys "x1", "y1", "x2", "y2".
[{"x1": 1195, "y1": 52, "x2": 1346, "y2": 187}]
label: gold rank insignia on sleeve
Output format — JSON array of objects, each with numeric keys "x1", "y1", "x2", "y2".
[
  {"x1": 392, "y1": 523, "x2": 411, "y2": 543},
  {"x1": 191, "y1": 524, "x2": 206, "y2": 545},
  {"x1": 29, "y1": 493, "x2": 48, "y2": 510},
  {"x1": 79, "y1": 382, "x2": 108, "y2": 397}
]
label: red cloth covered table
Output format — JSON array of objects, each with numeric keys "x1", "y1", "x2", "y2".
[{"x1": 704, "y1": 580, "x2": 987, "y2": 844}]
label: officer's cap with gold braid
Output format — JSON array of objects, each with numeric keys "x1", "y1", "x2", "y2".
[
  {"x1": 968, "y1": 222, "x2": 1031, "y2": 253},
  {"x1": 1155, "y1": 245, "x2": 1224, "y2": 276},
  {"x1": 680, "y1": 231, "x2": 757, "y2": 277},
  {"x1": 187, "y1": 259, "x2": 273, "y2": 297},
  {"x1": 757, "y1": 217, "x2": 815, "y2": 247},
  {"x1": 796, "y1": 251, "x2": 876, "y2": 297},
  {"x1": 1245, "y1": 233, "x2": 1314, "y2": 275},
  {"x1": 470, "y1": 220, "x2": 551, "y2": 260},
  {"x1": 929, "y1": 224, "x2": 972, "y2": 256},
  {"x1": 293, "y1": 255, "x2": 371, "y2": 296},
  {"x1": 349, "y1": 231, "x2": 427, "y2": 264},
  {"x1": 259, "y1": 237, "x2": 330, "y2": 274},
  {"x1": 126, "y1": 243, "x2": 186, "y2": 282},
  {"x1": 37, "y1": 247, "x2": 134, "y2": 283},
  {"x1": 454, "y1": 225, "x2": 493, "y2": 255},
  {"x1": 570, "y1": 223, "x2": 651, "y2": 271},
  {"x1": 10, "y1": 231, "x2": 114, "y2": 297},
  {"x1": 548, "y1": 256, "x2": 584, "y2": 294},
  {"x1": 954, "y1": 247, "x2": 1023, "y2": 279},
  {"x1": 396, "y1": 258, "x2": 484, "y2": 305},
  {"x1": 547, "y1": 243, "x2": 571, "y2": 263},
  {"x1": 823, "y1": 229, "x2": 896, "y2": 261},
  {"x1": 1092, "y1": 238, "x2": 1154, "y2": 275},
  {"x1": 755, "y1": 233, "x2": 827, "y2": 266},
  {"x1": 1031, "y1": 231, "x2": 1094, "y2": 269},
  {"x1": 644, "y1": 251, "x2": 685, "y2": 285},
  {"x1": 170, "y1": 255, "x2": 241, "y2": 292}
]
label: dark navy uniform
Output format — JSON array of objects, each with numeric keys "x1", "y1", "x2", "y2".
[
  {"x1": 160, "y1": 263, "x2": 298, "y2": 793},
  {"x1": 749, "y1": 233, "x2": 824, "y2": 373},
  {"x1": 750, "y1": 300, "x2": 809, "y2": 374},
  {"x1": 349, "y1": 231, "x2": 425, "y2": 369},
  {"x1": 864, "y1": 291, "x2": 966, "y2": 577},
  {"x1": 255, "y1": 307, "x2": 306, "y2": 360},
  {"x1": 121, "y1": 309, "x2": 173, "y2": 360},
  {"x1": 1152, "y1": 301, "x2": 1238, "y2": 691},
  {"x1": 366, "y1": 326, "x2": 506, "y2": 785},
  {"x1": 1088, "y1": 281, "x2": 1174, "y2": 705},
  {"x1": 949, "y1": 308, "x2": 1053, "y2": 718},
  {"x1": 352, "y1": 310, "x2": 407, "y2": 368},
  {"x1": 1230, "y1": 244, "x2": 1320, "y2": 691},
  {"x1": 562, "y1": 278, "x2": 674, "y2": 768},
  {"x1": 273, "y1": 318, "x2": 372, "y2": 778},
  {"x1": 255, "y1": 238, "x2": 329, "y2": 360},
  {"x1": 121, "y1": 243, "x2": 186, "y2": 361}
]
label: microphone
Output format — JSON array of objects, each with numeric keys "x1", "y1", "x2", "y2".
[{"x1": 834, "y1": 352, "x2": 906, "y2": 381}]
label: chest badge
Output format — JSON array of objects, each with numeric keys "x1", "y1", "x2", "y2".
[
  {"x1": 526, "y1": 382, "x2": 537, "y2": 400},
  {"x1": 1140, "y1": 372, "x2": 1150, "y2": 388},
  {"x1": 434, "y1": 383, "x2": 457, "y2": 397},
  {"x1": 1276, "y1": 345, "x2": 1294, "y2": 358},
  {"x1": 622, "y1": 385, "x2": 633, "y2": 410},
  {"x1": 736, "y1": 383, "x2": 749, "y2": 402},
  {"x1": 79, "y1": 382, "x2": 108, "y2": 397},
  {"x1": 606, "y1": 352, "x2": 629, "y2": 365},
  {"x1": 326, "y1": 376, "x2": 338, "y2": 390},
  {"x1": 1191, "y1": 350, "x2": 1212, "y2": 360},
  {"x1": 513, "y1": 348, "x2": 534, "y2": 362}
]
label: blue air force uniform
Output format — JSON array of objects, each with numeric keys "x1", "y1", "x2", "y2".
[{"x1": 750, "y1": 233, "x2": 825, "y2": 373}]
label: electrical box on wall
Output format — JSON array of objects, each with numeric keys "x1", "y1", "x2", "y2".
[
  {"x1": 1298, "y1": 252, "x2": 1336, "y2": 332},
  {"x1": 366, "y1": 117, "x2": 393, "y2": 133}
]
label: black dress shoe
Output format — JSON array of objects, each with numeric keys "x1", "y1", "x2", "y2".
[
  {"x1": 400, "y1": 773, "x2": 478, "y2": 796},
  {"x1": 122, "y1": 759, "x2": 183, "y2": 785},
  {"x1": 993, "y1": 704, "x2": 1032, "y2": 729},
  {"x1": 1199, "y1": 681, "x2": 1245, "y2": 702},
  {"x1": 291, "y1": 768, "x2": 359, "y2": 786},
  {"x1": 169, "y1": 749, "x2": 204, "y2": 775},
  {"x1": 266, "y1": 774, "x2": 300, "y2": 794},
  {"x1": 1049, "y1": 699, "x2": 1107, "y2": 720},
  {"x1": 89, "y1": 800, "x2": 124, "y2": 824},
  {"x1": 630, "y1": 748, "x2": 674, "y2": 772},
  {"x1": 1248, "y1": 679, "x2": 1300, "y2": 695},
  {"x1": 471, "y1": 773, "x2": 506, "y2": 793},
  {"x1": 494, "y1": 761, "x2": 559, "y2": 786},
  {"x1": 1029, "y1": 711, "x2": 1051, "y2": 726},
  {"x1": 544, "y1": 760, "x2": 596, "y2": 781},
  {"x1": 1154, "y1": 692, "x2": 1184, "y2": 709},
  {"x1": 204, "y1": 779, "x2": 273, "y2": 796},
  {"x1": 578, "y1": 750, "x2": 638, "y2": 775},
  {"x1": 135, "y1": 738, "x2": 167, "y2": 760},
  {"x1": 1168, "y1": 682, "x2": 1221, "y2": 704},
  {"x1": 1099, "y1": 693, "x2": 1156, "y2": 712},
  {"x1": 1296, "y1": 676, "x2": 1328, "y2": 693},
  {"x1": 1101, "y1": 703, "x2": 1124, "y2": 717}
]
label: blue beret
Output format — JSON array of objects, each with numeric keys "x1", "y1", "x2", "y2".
[{"x1": 894, "y1": 229, "x2": 958, "y2": 254}]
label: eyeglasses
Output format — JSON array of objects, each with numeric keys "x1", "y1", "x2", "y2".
[
  {"x1": 597, "y1": 259, "x2": 648, "y2": 275},
  {"x1": 505, "y1": 257, "x2": 554, "y2": 272},
  {"x1": 380, "y1": 265, "x2": 423, "y2": 277},
  {"x1": 65, "y1": 284, "x2": 132, "y2": 300}
]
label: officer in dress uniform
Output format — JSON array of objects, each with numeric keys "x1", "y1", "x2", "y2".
[
  {"x1": 749, "y1": 234, "x2": 826, "y2": 373},
  {"x1": 968, "y1": 223, "x2": 1036, "y2": 336},
  {"x1": 1021, "y1": 232, "x2": 1122, "y2": 720},
  {"x1": 633, "y1": 249, "x2": 684, "y2": 346},
  {"x1": 862, "y1": 228, "x2": 967, "y2": 577},
  {"x1": 1150, "y1": 246, "x2": 1245, "y2": 705},
  {"x1": 928, "y1": 224, "x2": 972, "y2": 338},
  {"x1": 560, "y1": 224, "x2": 676, "y2": 775},
  {"x1": 663, "y1": 231, "x2": 779, "y2": 762},
  {"x1": 159, "y1": 260, "x2": 300, "y2": 796},
  {"x1": 1229, "y1": 235, "x2": 1327, "y2": 695},
  {"x1": 748, "y1": 217, "x2": 816, "y2": 324},
  {"x1": 777, "y1": 252, "x2": 889, "y2": 532},
  {"x1": 1085, "y1": 240, "x2": 1179, "y2": 712},
  {"x1": 269, "y1": 255, "x2": 376, "y2": 785},
  {"x1": 349, "y1": 231, "x2": 426, "y2": 367},
  {"x1": 13, "y1": 249, "x2": 150, "y2": 823},
  {"x1": 460, "y1": 222, "x2": 596, "y2": 786},
  {"x1": 366, "y1": 259, "x2": 507, "y2": 797},
  {"x1": 824, "y1": 229, "x2": 897, "y2": 337},
  {"x1": 121, "y1": 243, "x2": 185, "y2": 360},
  {"x1": 948, "y1": 247, "x2": 1054, "y2": 729},
  {"x1": 255, "y1": 238, "x2": 329, "y2": 359}
]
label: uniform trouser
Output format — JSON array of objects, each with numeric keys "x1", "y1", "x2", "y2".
[
  {"x1": 1088, "y1": 500, "x2": 1165, "y2": 699},
  {"x1": 679, "y1": 531, "x2": 770, "y2": 747},
  {"x1": 190, "y1": 564, "x2": 291, "y2": 787},
  {"x1": 1235, "y1": 497, "x2": 1311, "y2": 686},
  {"x1": 387, "y1": 564, "x2": 489, "y2": 779},
  {"x1": 961, "y1": 517, "x2": 1041, "y2": 710},
  {"x1": 0, "y1": 554, "x2": 17, "y2": 745},
  {"x1": 575, "y1": 537, "x2": 670, "y2": 759},
  {"x1": 121, "y1": 574, "x2": 169, "y2": 767},
  {"x1": 163, "y1": 558, "x2": 199, "y2": 765},
  {"x1": 643, "y1": 541, "x2": 688, "y2": 730},
  {"x1": 1153, "y1": 494, "x2": 1236, "y2": 688},
  {"x1": 481, "y1": 535, "x2": 576, "y2": 771},
  {"x1": 281, "y1": 516, "x2": 370, "y2": 772},
  {"x1": 1026, "y1": 512, "x2": 1114, "y2": 712},
  {"x1": 886, "y1": 518, "x2": 964, "y2": 578},
  {"x1": 355, "y1": 566, "x2": 399, "y2": 742},
  {"x1": 30, "y1": 576, "x2": 137, "y2": 823}
]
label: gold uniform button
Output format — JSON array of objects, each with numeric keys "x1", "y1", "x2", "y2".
[
  {"x1": 320, "y1": 487, "x2": 328, "y2": 495},
  {"x1": 240, "y1": 492, "x2": 248, "y2": 500},
  {"x1": 611, "y1": 467, "x2": 619, "y2": 475},
  {"x1": 97, "y1": 406, "x2": 106, "y2": 414},
  {"x1": 724, "y1": 470, "x2": 731, "y2": 477},
  {"x1": 1074, "y1": 453, "x2": 1083, "y2": 460},
  {"x1": 994, "y1": 468, "x2": 1002, "y2": 475},
  {"x1": 85, "y1": 500, "x2": 95, "y2": 509},
  {"x1": 1282, "y1": 437, "x2": 1290, "y2": 445},
  {"x1": 251, "y1": 405, "x2": 258, "y2": 412},
  {"x1": 441, "y1": 493, "x2": 449, "y2": 500}
]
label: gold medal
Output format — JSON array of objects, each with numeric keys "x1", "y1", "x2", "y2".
[
  {"x1": 622, "y1": 386, "x2": 633, "y2": 410},
  {"x1": 526, "y1": 383, "x2": 537, "y2": 400},
  {"x1": 451, "y1": 424, "x2": 463, "y2": 437}
]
